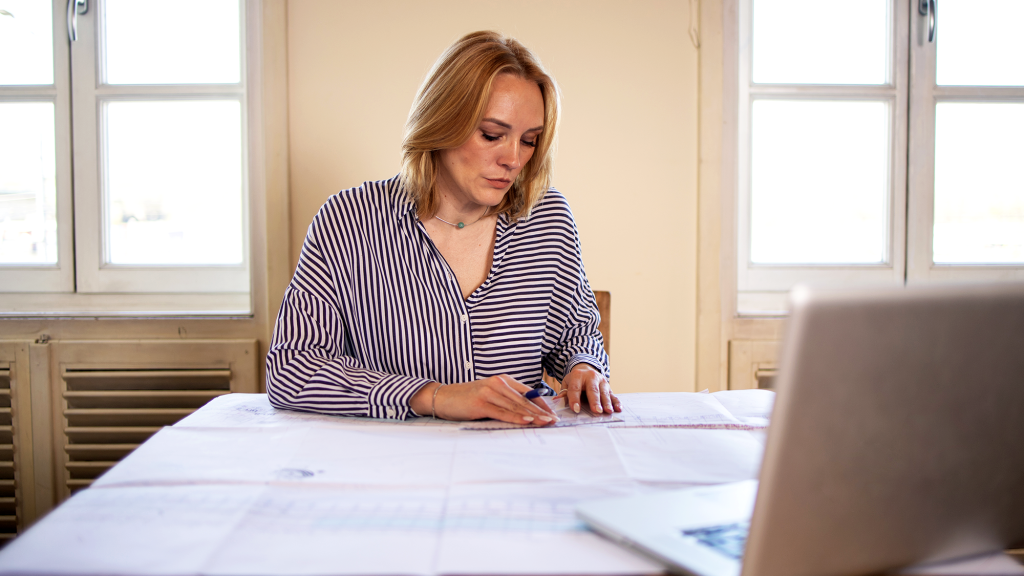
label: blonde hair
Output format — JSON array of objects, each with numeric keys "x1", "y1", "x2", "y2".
[{"x1": 401, "y1": 31, "x2": 560, "y2": 220}]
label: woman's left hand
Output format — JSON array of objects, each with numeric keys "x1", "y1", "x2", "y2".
[{"x1": 559, "y1": 363, "x2": 621, "y2": 415}]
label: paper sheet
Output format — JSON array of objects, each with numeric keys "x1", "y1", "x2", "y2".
[
  {"x1": 282, "y1": 426, "x2": 459, "y2": 487},
  {"x1": 610, "y1": 392, "x2": 749, "y2": 429},
  {"x1": 712, "y1": 389, "x2": 776, "y2": 428},
  {"x1": 451, "y1": 426, "x2": 632, "y2": 485},
  {"x1": 204, "y1": 485, "x2": 445, "y2": 576},
  {"x1": 0, "y1": 482, "x2": 666, "y2": 576},
  {"x1": 0, "y1": 484, "x2": 265, "y2": 576},
  {"x1": 459, "y1": 395, "x2": 622, "y2": 430},
  {"x1": 8, "y1": 482, "x2": 1016, "y2": 576},
  {"x1": 435, "y1": 482, "x2": 664, "y2": 575},
  {"x1": 97, "y1": 423, "x2": 639, "y2": 489},
  {"x1": 93, "y1": 426, "x2": 303, "y2": 488},
  {"x1": 95, "y1": 425, "x2": 461, "y2": 488},
  {"x1": 610, "y1": 427, "x2": 765, "y2": 484}
]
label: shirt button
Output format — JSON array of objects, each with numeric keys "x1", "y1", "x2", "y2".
[
  {"x1": 461, "y1": 314, "x2": 468, "y2": 323},
  {"x1": 465, "y1": 360, "x2": 473, "y2": 370},
  {"x1": 386, "y1": 407, "x2": 396, "y2": 418}
]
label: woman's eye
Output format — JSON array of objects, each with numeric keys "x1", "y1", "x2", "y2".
[
  {"x1": 522, "y1": 139, "x2": 537, "y2": 148},
  {"x1": 481, "y1": 132, "x2": 500, "y2": 142}
]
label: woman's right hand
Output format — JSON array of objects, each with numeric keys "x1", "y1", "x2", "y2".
[{"x1": 411, "y1": 375, "x2": 559, "y2": 425}]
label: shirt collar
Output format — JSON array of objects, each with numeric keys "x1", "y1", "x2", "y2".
[{"x1": 387, "y1": 176, "x2": 417, "y2": 222}]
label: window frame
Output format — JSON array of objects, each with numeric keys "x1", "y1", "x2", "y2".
[
  {"x1": 734, "y1": 0, "x2": 910, "y2": 314},
  {"x1": 0, "y1": 0, "x2": 262, "y2": 316},
  {"x1": 905, "y1": 3, "x2": 1024, "y2": 284},
  {"x1": 0, "y1": 0, "x2": 74, "y2": 293},
  {"x1": 730, "y1": 0, "x2": 1024, "y2": 317}
]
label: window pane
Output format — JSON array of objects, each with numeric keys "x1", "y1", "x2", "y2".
[
  {"x1": 104, "y1": 0, "x2": 240, "y2": 85},
  {"x1": 933, "y1": 103, "x2": 1024, "y2": 264},
  {"x1": 105, "y1": 101, "x2": 243, "y2": 265},
  {"x1": 0, "y1": 0, "x2": 53, "y2": 85},
  {"x1": 937, "y1": 0, "x2": 1024, "y2": 87},
  {"x1": 750, "y1": 100, "x2": 889, "y2": 264},
  {"x1": 752, "y1": 0, "x2": 889, "y2": 85},
  {"x1": 0, "y1": 102, "x2": 57, "y2": 264}
]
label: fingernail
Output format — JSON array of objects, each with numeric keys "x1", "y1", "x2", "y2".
[
  {"x1": 522, "y1": 416, "x2": 534, "y2": 422},
  {"x1": 539, "y1": 416, "x2": 553, "y2": 422},
  {"x1": 573, "y1": 403, "x2": 580, "y2": 413}
]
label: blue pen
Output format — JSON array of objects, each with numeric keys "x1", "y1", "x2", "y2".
[{"x1": 524, "y1": 387, "x2": 553, "y2": 400}]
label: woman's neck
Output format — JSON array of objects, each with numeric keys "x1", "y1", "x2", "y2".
[{"x1": 433, "y1": 194, "x2": 491, "y2": 228}]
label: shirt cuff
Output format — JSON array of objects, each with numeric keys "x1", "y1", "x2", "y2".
[
  {"x1": 367, "y1": 374, "x2": 434, "y2": 421},
  {"x1": 566, "y1": 354, "x2": 610, "y2": 379}
]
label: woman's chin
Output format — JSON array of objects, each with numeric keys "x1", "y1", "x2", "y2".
[{"x1": 472, "y1": 189, "x2": 509, "y2": 208}]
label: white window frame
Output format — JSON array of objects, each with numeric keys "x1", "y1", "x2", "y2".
[
  {"x1": 0, "y1": 0, "x2": 261, "y2": 315},
  {"x1": 730, "y1": 0, "x2": 1024, "y2": 316},
  {"x1": 71, "y1": 1, "x2": 251, "y2": 294},
  {"x1": 735, "y1": 0, "x2": 909, "y2": 314},
  {"x1": 0, "y1": 1, "x2": 74, "y2": 293},
  {"x1": 905, "y1": 2, "x2": 1024, "y2": 284}
]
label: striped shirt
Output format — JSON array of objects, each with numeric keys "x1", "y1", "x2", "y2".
[{"x1": 266, "y1": 176, "x2": 608, "y2": 420}]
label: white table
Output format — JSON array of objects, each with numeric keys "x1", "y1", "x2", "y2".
[{"x1": 0, "y1": 391, "x2": 774, "y2": 576}]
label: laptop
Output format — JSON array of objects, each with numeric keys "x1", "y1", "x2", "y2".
[{"x1": 578, "y1": 282, "x2": 1024, "y2": 576}]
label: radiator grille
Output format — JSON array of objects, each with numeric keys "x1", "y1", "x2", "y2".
[
  {"x1": 0, "y1": 367, "x2": 17, "y2": 545},
  {"x1": 61, "y1": 369, "x2": 231, "y2": 495}
]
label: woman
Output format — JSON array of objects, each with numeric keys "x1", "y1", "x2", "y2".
[{"x1": 267, "y1": 31, "x2": 620, "y2": 425}]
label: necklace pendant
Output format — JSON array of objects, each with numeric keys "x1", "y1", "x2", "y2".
[{"x1": 457, "y1": 222, "x2": 465, "y2": 229}]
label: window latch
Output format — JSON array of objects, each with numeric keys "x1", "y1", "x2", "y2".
[
  {"x1": 66, "y1": 0, "x2": 88, "y2": 42},
  {"x1": 918, "y1": 0, "x2": 936, "y2": 43}
]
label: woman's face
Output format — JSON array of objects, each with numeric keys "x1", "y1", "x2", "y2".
[{"x1": 435, "y1": 74, "x2": 545, "y2": 213}]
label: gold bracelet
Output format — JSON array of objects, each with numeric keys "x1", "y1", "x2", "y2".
[{"x1": 431, "y1": 383, "x2": 446, "y2": 419}]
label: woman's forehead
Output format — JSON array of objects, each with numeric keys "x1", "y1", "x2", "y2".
[{"x1": 484, "y1": 75, "x2": 545, "y2": 128}]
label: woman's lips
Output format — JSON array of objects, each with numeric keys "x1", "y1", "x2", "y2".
[{"x1": 485, "y1": 178, "x2": 511, "y2": 187}]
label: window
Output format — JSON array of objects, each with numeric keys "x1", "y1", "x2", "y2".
[
  {"x1": 733, "y1": 0, "x2": 1024, "y2": 314},
  {"x1": 0, "y1": 0, "x2": 257, "y2": 314}
]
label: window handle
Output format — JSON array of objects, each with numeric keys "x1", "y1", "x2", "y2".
[
  {"x1": 66, "y1": 0, "x2": 88, "y2": 42},
  {"x1": 918, "y1": 0, "x2": 937, "y2": 42}
]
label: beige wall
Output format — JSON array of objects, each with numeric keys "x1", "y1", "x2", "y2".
[{"x1": 286, "y1": 0, "x2": 700, "y2": 393}]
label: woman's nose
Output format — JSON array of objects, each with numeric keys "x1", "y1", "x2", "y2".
[{"x1": 498, "y1": 140, "x2": 523, "y2": 170}]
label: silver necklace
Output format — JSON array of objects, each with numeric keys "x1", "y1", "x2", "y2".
[{"x1": 435, "y1": 213, "x2": 486, "y2": 230}]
